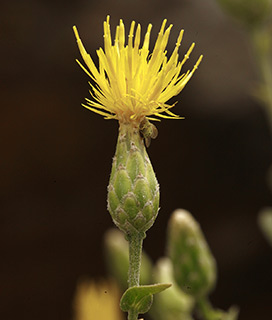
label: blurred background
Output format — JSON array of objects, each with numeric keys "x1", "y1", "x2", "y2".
[{"x1": 1, "y1": 0, "x2": 272, "y2": 319}]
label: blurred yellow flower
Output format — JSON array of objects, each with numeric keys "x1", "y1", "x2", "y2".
[
  {"x1": 73, "y1": 279, "x2": 125, "y2": 320},
  {"x1": 73, "y1": 16, "x2": 202, "y2": 123}
]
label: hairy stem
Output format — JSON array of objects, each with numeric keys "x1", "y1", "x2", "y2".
[
  {"x1": 128, "y1": 309, "x2": 139, "y2": 320},
  {"x1": 128, "y1": 232, "x2": 144, "y2": 287},
  {"x1": 127, "y1": 232, "x2": 144, "y2": 320}
]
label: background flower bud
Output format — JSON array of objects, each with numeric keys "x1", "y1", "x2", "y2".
[{"x1": 167, "y1": 209, "x2": 217, "y2": 298}]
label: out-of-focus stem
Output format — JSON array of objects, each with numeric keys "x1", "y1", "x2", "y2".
[
  {"x1": 251, "y1": 27, "x2": 272, "y2": 135},
  {"x1": 196, "y1": 298, "x2": 221, "y2": 320}
]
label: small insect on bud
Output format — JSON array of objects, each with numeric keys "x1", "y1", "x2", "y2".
[{"x1": 139, "y1": 117, "x2": 158, "y2": 148}]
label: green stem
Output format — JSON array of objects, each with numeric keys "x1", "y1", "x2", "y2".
[
  {"x1": 128, "y1": 309, "x2": 139, "y2": 320},
  {"x1": 251, "y1": 27, "x2": 272, "y2": 135},
  {"x1": 128, "y1": 232, "x2": 144, "y2": 287},
  {"x1": 127, "y1": 232, "x2": 144, "y2": 320}
]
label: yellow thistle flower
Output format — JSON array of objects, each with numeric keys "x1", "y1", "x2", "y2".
[
  {"x1": 73, "y1": 279, "x2": 125, "y2": 320},
  {"x1": 73, "y1": 16, "x2": 202, "y2": 123}
]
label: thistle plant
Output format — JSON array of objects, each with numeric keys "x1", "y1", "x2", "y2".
[{"x1": 73, "y1": 16, "x2": 202, "y2": 320}]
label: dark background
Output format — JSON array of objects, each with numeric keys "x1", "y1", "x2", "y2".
[{"x1": 1, "y1": 0, "x2": 272, "y2": 319}]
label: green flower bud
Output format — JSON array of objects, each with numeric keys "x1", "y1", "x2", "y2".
[
  {"x1": 107, "y1": 123, "x2": 160, "y2": 236},
  {"x1": 104, "y1": 228, "x2": 153, "y2": 289},
  {"x1": 167, "y1": 209, "x2": 217, "y2": 298},
  {"x1": 216, "y1": 0, "x2": 272, "y2": 28},
  {"x1": 150, "y1": 258, "x2": 194, "y2": 320}
]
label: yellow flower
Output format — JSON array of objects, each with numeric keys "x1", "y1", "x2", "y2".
[
  {"x1": 73, "y1": 279, "x2": 125, "y2": 320},
  {"x1": 73, "y1": 16, "x2": 202, "y2": 123}
]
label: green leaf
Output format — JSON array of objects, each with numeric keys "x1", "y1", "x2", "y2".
[{"x1": 120, "y1": 283, "x2": 171, "y2": 314}]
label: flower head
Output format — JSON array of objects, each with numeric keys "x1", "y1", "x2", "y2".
[{"x1": 73, "y1": 16, "x2": 202, "y2": 123}]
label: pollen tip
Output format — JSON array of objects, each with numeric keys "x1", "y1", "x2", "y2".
[
  {"x1": 177, "y1": 29, "x2": 184, "y2": 44},
  {"x1": 195, "y1": 55, "x2": 203, "y2": 67},
  {"x1": 73, "y1": 25, "x2": 79, "y2": 38},
  {"x1": 160, "y1": 19, "x2": 167, "y2": 33}
]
